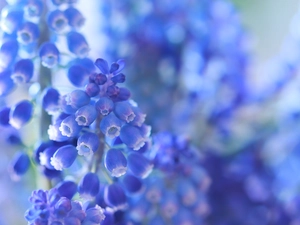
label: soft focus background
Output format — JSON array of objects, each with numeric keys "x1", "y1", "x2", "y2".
[{"x1": 2, "y1": 0, "x2": 300, "y2": 224}]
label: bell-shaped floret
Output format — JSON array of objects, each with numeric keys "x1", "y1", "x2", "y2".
[
  {"x1": 76, "y1": 132, "x2": 99, "y2": 157},
  {"x1": 95, "y1": 97, "x2": 114, "y2": 116},
  {"x1": 104, "y1": 183, "x2": 127, "y2": 210},
  {"x1": 50, "y1": 145, "x2": 77, "y2": 170},
  {"x1": 67, "y1": 31, "x2": 89, "y2": 58},
  {"x1": 9, "y1": 100, "x2": 34, "y2": 129},
  {"x1": 12, "y1": 59, "x2": 34, "y2": 83},
  {"x1": 127, "y1": 152, "x2": 153, "y2": 178},
  {"x1": 39, "y1": 42, "x2": 60, "y2": 68},
  {"x1": 75, "y1": 105, "x2": 97, "y2": 126},
  {"x1": 104, "y1": 149, "x2": 127, "y2": 177},
  {"x1": 100, "y1": 112, "x2": 123, "y2": 138},
  {"x1": 78, "y1": 172, "x2": 100, "y2": 199}
]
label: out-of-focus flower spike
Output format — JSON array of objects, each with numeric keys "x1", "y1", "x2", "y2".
[
  {"x1": 76, "y1": 132, "x2": 99, "y2": 156},
  {"x1": 104, "y1": 148, "x2": 127, "y2": 177},
  {"x1": 100, "y1": 112, "x2": 123, "y2": 138},
  {"x1": 17, "y1": 21, "x2": 40, "y2": 45},
  {"x1": 64, "y1": 7, "x2": 85, "y2": 29},
  {"x1": 1, "y1": 5, "x2": 24, "y2": 34},
  {"x1": 78, "y1": 172, "x2": 100, "y2": 199},
  {"x1": 114, "y1": 101, "x2": 136, "y2": 123},
  {"x1": 127, "y1": 152, "x2": 153, "y2": 178},
  {"x1": 9, "y1": 100, "x2": 34, "y2": 129},
  {"x1": 39, "y1": 42, "x2": 60, "y2": 68},
  {"x1": 24, "y1": 0, "x2": 44, "y2": 20},
  {"x1": 121, "y1": 174, "x2": 143, "y2": 195},
  {"x1": 42, "y1": 87, "x2": 60, "y2": 115},
  {"x1": 0, "y1": 39, "x2": 19, "y2": 70},
  {"x1": 120, "y1": 125, "x2": 146, "y2": 150},
  {"x1": 85, "y1": 82, "x2": 100, "y2": 97},
  {"x1": 55, "y1": 180, "x2": 77, "y2": 200},
  {"x1": 160, "y1": 192, "x2": 179, "y2": 219},
  {"x1": 47, "y1": 10, "x2": 68, "y2": 33},
  {"x1": 104, "y1": 183, "x2": 127, "y2": 210},
  {"x1": 75, "y1": 105, "x2": 97, "y2": 126},
  {"x1": 82, "y1": 205, "x2": 105, "y2": 225},
  {"x1": 95, "y1": 97, "x2": 114, "y2": 116},
  {"x1": 12, "y1": 58, "x2": 34, "y2": 83},
  {"x1": 59, "y1": 114, "x2": 82, "y2": 137},
  {"x1": 50, "y1": 145, "x2": 77, "y2": 170},
  {"x1": 95, "y1": 58, "x2": 109, "y2": 74},
  {"x1": 9, "y1": 152, "x2": 30, "y2": 180},
  {"x1": 67, "y1": 31, "x2": 89, "y2": 58},
  {"x1": 0, "y1": 107, "x2": 11, "y2": 126},
  {"x1": 0, "y1": 70, "x2": 15, "y2": 96}
]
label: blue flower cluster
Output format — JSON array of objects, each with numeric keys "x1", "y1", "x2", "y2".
[{"x1": 25, "y1": 188, "x2": 105, "y2": 225}]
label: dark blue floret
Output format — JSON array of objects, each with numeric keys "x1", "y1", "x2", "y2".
[
  {"x1": 9, "y1": 152, "x2": 30, "y2": 179},
  {"x1": 47, "y1": 10, "x2": 68, "y2": 32},
  {"x1": 0, "y1": 107, "x2": 11, "y2": 126},
  {"x1": 105, "y1": 148, "x2": 127, "y2": 177},
  {"x1": 85, "y1": 82, "x2": 100, "y2": 97},
  {"x1": 78, "y1": 172, "x2": 100, "y2": 199},
  {"x1": 120, "y1": 125, "x2": 146, "y2": 150},
  {"x1": 9, "y1": 99, "x2": 34, "y2": 129},
  {"x1": 95, "y1": 58, "x2": 109, "y2": 74},
  {"x1": 55, "y1": 180, "x2": 77, "y2": 200},
  {"x1": 17, "y1": 21, "x2": 40, "y2": 45},
  {"x1": 104, "y1": 183, "x2": 127, "y2": 210},
  {"x1": 67, "y1": 31, "x2": 89, "y2": 57},
  {"x1": 127, "y1": 152, "x2": 153, "y2": 178},
  {"x1": 121, "y1": 174, "x2": 143, "y2": 194},
  {"x1": 64, "y1": 7, "x2": 85, "y2": 29},
  {"x1": 111, "y1": 73, "x2": 125, "y2": 84},
  {"x1": 12, "y1": 58, "x2": 34, "y2": 83},
  {"x1": 39, "y1": 42, "x2": 60, "y2": 68}
]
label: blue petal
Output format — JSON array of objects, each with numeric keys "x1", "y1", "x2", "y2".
[{"x1": 95, "y1": 58, "x2": 109, "y2": 74}]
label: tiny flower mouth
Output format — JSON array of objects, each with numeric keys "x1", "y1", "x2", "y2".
[
  {"x1": 11, "y1": 74, "x2": 25, "y2": 84},
  {"x1": 111, "y1": 166, "x2": 127, "y2": 177},
  {"x1": 107, "y1": 126, "x2": 120, "y2": 138},
  {"x1": 76, "y1": 116, "x2": 87, "y2": 126},
  {"x1": 19, "y1": 32, "x2": 32, "y2": 44}
]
